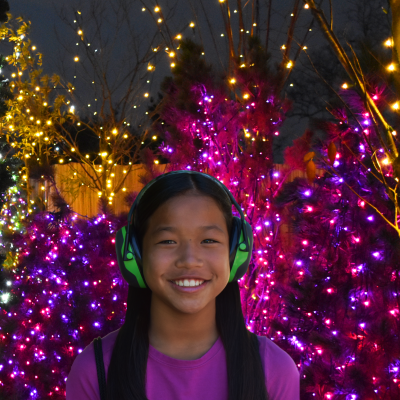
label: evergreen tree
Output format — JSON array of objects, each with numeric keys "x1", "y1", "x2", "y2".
[
  {"x1": 273, "y1": 75, "x2": 400, "y2": 400},
  {"x1": 0, "y1": 210, "x2": 128, "y2": 399}
]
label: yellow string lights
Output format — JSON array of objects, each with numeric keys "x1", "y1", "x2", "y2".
[{"x1": 385, "y1": 38, "x2": 393, "y2": 47}]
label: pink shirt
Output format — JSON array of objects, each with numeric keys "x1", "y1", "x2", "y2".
[{"x1": 66, "y1": 329, "x2": 299, "y2": 400}]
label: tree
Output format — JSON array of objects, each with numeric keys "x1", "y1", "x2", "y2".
[
  {"x1": 300, "y1": 0, "x2": 400, "y2": 238},
  {"x1": 261, "y1": 1, "x2": 400, "y2": 397},
  {"x1": 0, "y1": 17, "x2": 74, "y2": 206},
  {"x1": 50, "y1": 0, "x2": 168, "y2": 207},
  {"x1": 0, "y1": 209, "x2": 128, "y2": 399}
]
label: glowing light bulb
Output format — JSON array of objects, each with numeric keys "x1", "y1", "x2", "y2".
[
  {"x1": 170, "y1": 63, "x2": 175, "y2": 67},
  {"x1": 189, "y1": 22, "x2": 195, "y2": 28},
  {"x1": 304, "y1": 3, "x2": 309, "y2": 8},
  {"x1": 169, "y1": 52, "x2": 175, "y2": 57},
  {"x1": 286, "y1": 60, "x2": 293, "y2": 69},
  {"x1": 230, "y1": 78, "x2": 236, "y2": 84},
  {"x1": 388, "y1": 63, "x2": 395, "y2": 71},
  {"x1": 385, "y1": 38, "x2": 393, "y2": 47},
  {"x1": 78, "y1": 30, "x2": 83, "y2": 35},
  {"x1": 154, "y1": 6, "x2": 160, "y2": 12},
  {"x1": 243, "y1": 93, "x2": 249, "y2": 99},
  {"x1": 59, "y1": 159, "x2": 64, "y2": 163},
  {"x1": 176, "y1": 34, "x2": 182, "y2": 40},
  {"x1": 342, "y1": 83, "x2": 348, "y2": 89},
  {"x1": 144, "y1": 92, "x2": 149, "y2": 97},
  {"x1": 392, "y1": 101, "x2": 399, "y2": 110},
  {"x1": 32, "y1": 46, "x2": 36, "y2": 51},
  {"x1": 74, "y1": 56, "x2": 79, "y2": 62},
  {"x1": 157, "y1": 18, "x2": 162, "y2": 23}
]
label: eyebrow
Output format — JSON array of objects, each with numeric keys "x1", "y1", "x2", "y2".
[{"x1": 151, "y1": 225, "x2": 225, "y2": 235}]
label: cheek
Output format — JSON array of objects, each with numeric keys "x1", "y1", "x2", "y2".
[{"x1": 142, "y1": 252, "x2": 167, "y2": 284}]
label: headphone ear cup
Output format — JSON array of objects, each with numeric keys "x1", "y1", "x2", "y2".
[
  {"x1": 115, "y1": 226, "x2": 147, "y2": 288},
  {"x1": 229, "y1": 217, "x2": 241, "y2": 262},
  {"x1": 228, "y1": 217, "x2": 253, "y2": 283}
]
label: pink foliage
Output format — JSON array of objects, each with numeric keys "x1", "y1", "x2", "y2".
[{"x1": 283, "y1": 130, "x2": 314, "y2": 170}]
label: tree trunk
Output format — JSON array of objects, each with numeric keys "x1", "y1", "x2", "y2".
[{"x1": 390, "y1": 0, "x2": 400, "y2": 65}]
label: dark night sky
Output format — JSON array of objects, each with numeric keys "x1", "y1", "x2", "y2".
[
  {"x1": 9, "y1": 0, "x2": 354, "y2": 70},
  {"x1": 7, "y1": 0, "x2": 367, "y2": 162}
]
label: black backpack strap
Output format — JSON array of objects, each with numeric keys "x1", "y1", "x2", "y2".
[{"x1": 93, "y1": 337, "x2": 107, "y2": 400}]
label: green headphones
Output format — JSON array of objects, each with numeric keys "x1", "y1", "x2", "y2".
[{"x1": 115, "y1": 170, "x2": 253, "y2": 288}]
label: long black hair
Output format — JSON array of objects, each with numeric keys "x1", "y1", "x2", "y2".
[{"x1": 106, "y1": 172, "x2": 268, "y2": 399}]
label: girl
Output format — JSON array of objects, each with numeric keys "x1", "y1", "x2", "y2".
[{"x1": 66, "y1": 171, "x2": 299, "y2": 400}]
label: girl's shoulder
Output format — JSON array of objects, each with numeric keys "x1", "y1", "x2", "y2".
[
  {"x1": 66, "y1": 329, "x2": 120, "y2": 400},
  {"x1": 256, "y1": 334, "x2": 300, "y2": 400}
]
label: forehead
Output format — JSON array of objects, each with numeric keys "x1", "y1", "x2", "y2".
[{"x1": 148, "y1": 195, "x2": 226, "y2": 229}]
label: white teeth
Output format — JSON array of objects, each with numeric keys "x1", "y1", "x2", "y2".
[{"x1": 173, "y1": 279, "x2": 205, "y2": 287}]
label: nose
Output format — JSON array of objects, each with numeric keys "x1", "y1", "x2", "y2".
[{"x1": 175, "y1": 240, "x2": 204, "y2": 269}]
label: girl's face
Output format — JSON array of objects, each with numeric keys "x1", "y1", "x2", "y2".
[{"x1": 142, "y1": 193, "x2": 230, "y2": 315}]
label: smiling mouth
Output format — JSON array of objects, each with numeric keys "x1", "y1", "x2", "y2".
[
  {"x1": 169, "y1": 280, "x2": 210, "y2": 291},
  {"x1": 171, "y1": 279, "x2": 208, "y2": 287}
]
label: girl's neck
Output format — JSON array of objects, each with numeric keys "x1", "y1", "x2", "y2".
[{"x1": 148, "y1": 296, "x2": 219, "y2": 360}]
